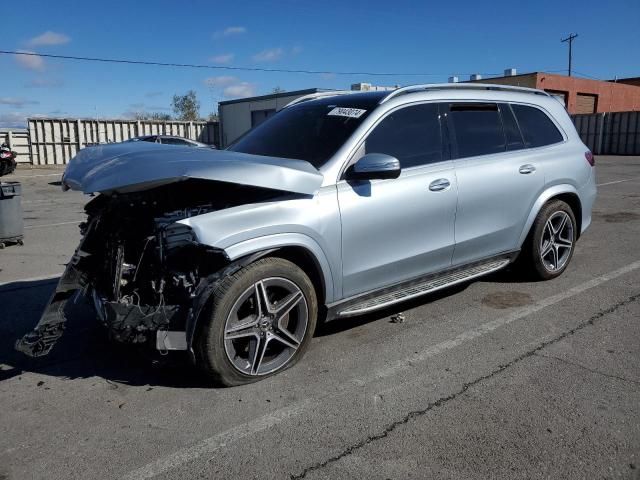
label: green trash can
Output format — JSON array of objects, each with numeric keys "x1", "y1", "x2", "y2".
[{"x1": 0, "y1": 181, "x2": 24, "y2": 248}]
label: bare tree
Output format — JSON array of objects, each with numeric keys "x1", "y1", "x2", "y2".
[
  {"x1": 133, "y1": 112, "x2": 172, "y2": 121},
  {"x1": 172, "y1": 90, "x2": 200, "y2": 121},
  {"x1": 272, "y1": 86, "x2": 286, "y2": 93}
]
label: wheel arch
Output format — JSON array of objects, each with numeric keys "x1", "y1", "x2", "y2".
[
  {"x1": 519, "y1": 184, "x2": 583, "y2": 247},
  {"x1": 185, "y1": 235, "x2": 334, "y2": 357},
  {"x1": 219, "y1": 233, "x2": 336, "y2": 304}
]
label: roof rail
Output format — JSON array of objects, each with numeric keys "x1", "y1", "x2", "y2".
[
  {"x1": 379, "y1": 83, "x2": 551, "y2": 104},
  {"x1": 282, "y1": 90, "x2": 354, "y2": 109}
]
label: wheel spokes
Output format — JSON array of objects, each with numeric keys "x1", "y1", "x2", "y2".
[
  {"x1": 225, "y1": 316, "x2": 259, "y2": 337},
  {"x1": 249, "y1": 335, "x2": 268, "y2": 375},
  {"x1": 551, "y1": 245, "x2": 560, "y2": 269},
  {"x1": 254, "y1": 280, "x2": 270, "y2": 317},
  {"x1": 224, "y1": 276, "x2": 308, "y2": 376},
  {"x1": 274, "y1": 291, "x2": 302, "y2": 322},
  {"x1": 553, "y1": 214, "x2": 568, "y2": 235},
  {"x1": 269, "y1": 330, "x2": 300, "y2": 350},
  {"x1": 541, "y1": 239, "x2": 554, "y2": 258},
  {"x1": 540, "y1": 211, "x2": 574, "y2": 272}
]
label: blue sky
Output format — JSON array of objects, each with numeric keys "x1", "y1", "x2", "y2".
[{"x1": 1, "y1": 0, "x2": 638, "y2": 127}]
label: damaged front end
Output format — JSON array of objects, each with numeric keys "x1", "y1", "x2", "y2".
[{"x1": 16, "y1": 180, "x2": 276, "y2": 357}]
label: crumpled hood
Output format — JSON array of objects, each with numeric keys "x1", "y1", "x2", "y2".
[{"x1": 62, "y1": 142, "x2": 324, "y2": 195}]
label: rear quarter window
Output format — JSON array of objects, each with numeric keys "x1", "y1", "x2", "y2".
[{"x1": 511, "y1": 104, "x2": 564, "y2": 148}]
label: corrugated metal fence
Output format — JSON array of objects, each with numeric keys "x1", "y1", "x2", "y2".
[
  {"x1": 27, "y1": 118, "x2": 219, "y2": 165},
  {"x1": 0, "y1": 128, "x2": 30, "y2": 164},
  {"x1": 572, "y1": 111, "x2": 640, "y2": 155}
]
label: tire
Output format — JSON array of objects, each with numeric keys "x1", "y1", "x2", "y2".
[
  {"x1": 195, "y1": 257, "x2": 318, "y2": 386},
  {"x1": 518, "y1": 199, "x2": 577, "y2": 281}
]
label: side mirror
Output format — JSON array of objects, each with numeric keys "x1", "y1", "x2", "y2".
[{"x1": 346, "y1": 153, "x2": 401, "y2": 181}]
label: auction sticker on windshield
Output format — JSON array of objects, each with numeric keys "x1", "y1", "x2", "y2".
[{"x1": 327, "y1": 107, "x2": 367, "y2": 118}]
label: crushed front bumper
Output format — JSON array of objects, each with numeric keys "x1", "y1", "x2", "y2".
[{"x1": 15, "y1": 262, "x2": 189, "y2": 358}]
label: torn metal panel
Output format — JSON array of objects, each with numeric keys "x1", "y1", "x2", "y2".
[{"x1": 62, "y1": 142, "x2": 324, "y2": 195}]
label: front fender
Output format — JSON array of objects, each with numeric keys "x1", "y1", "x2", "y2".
[
  {"x1": 517, "y1": 184, "x2": 579, "y2": 246},
  {"x1": 183, "y1": 234, "x2": 336, "y2": 357},
  {"x1": 222, "y1": 233, "x2": 336, "y2": 303}
]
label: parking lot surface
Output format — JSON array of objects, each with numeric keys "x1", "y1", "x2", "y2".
[{"x1": 0, "y1": 156, "x2": 639, "y2": 479}]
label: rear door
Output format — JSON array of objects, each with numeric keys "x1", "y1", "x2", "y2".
[
  {"x1": 338, "y1": 103, "x2": 458, "y2": 297},
  {"x1": 447, "y1": 102, "x2": 545, "y2": 265}
]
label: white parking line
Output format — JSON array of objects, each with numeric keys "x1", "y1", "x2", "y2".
[
  {"x1": 597, "y1": 178, "x2": 638, "y2": 186},
  {"x1": 122, "y1": 259, "x2": 640, "y2": 480},
  {"x1": 9, "y1": 173, "x2": 62, "y2": 179},
  {"x1": 24, "y1": 220, "x2": 82, "y2": 229}
]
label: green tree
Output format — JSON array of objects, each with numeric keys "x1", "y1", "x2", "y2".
[{"x1": 172, "y1": 90, "x2": 200, "y2": 121}]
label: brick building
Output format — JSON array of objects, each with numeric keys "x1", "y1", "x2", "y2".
[{"x1": 471, "y1": 72, "x2": 640, "y2": 114}]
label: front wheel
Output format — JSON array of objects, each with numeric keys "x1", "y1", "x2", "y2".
[
  {"x1": 518, "y1": 199, "x2": 577, "y2": 280},
  {"x1": 195, "y1": 257, "x2": 317, "y2": 386}
]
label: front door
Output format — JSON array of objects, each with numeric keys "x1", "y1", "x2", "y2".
[{"x1": 338, "y1": 103, "x2": 458, "y2": 298}]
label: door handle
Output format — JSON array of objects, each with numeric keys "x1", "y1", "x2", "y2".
[
  {"x1": 519, "y1": 164, "x2": 536, "y2": 174},
  {"x1": 429, "y1": 178, "x2": 451, "y2": 191}
]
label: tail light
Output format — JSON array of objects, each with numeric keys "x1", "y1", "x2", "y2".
[{"x1": 585, "y1": 151, "x2": 595, "y2": 167}]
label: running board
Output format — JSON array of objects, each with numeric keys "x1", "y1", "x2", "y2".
[{"x1": 336, "y1": 258, "x2": 511, "y2": 317}]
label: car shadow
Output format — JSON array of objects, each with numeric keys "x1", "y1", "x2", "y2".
[
  {"x1": 316, "y1": 282, "x2": 469, "y2": 337},
  {"x1": 0, "y1": 265, "x2": 531, "y2": 387},
  {"x1": 0, "y1": 278, "x2": 214, "y2": 389}
]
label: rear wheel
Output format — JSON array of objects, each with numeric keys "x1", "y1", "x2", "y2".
[
  {"x1": 519, "y1": 199, "x2": 577, "y2": 280},
  {"x1": 195, "y1": 257, "x2": 317, "y2": 386}
]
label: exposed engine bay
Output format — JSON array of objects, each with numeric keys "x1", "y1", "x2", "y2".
[{"x1": 16, "y1": 179, "x2": 280, "y2": 357}]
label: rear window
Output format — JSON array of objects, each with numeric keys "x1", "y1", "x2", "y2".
[
  {"x1": 448, "y1": 103, "x2": 505, "y2": 158},
  {"x1": 511, "y1": 104, "x2": 564, "y2": 148}
]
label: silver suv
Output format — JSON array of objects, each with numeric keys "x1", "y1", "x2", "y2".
[{"x1": 18, "y1": 84, "x2": 597, "y2": 386}]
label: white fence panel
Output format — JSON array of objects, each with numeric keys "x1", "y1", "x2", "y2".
[
  {"x1": 27, "y1": 118, "x2": 219, "y2": 165},
  {"x1": 0, "y1": 128, "x2": 30, "y2": 164}
]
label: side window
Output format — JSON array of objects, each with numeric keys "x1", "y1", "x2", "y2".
[
  {"x1": 448, "y1": 103, "x2": 505, "y2": 158},
  {"x1": 511, "y1": 104, "x2": 564, "y2": 148},
  {"x1": 365, "y1": 103, "x2": 443, "y2": 169},
  {"x1": 162, "y1": 137, "x2": 188, "y2": 146},
  {"x1": 498, "y1": 103, "x2": 525, "y2": 151}
]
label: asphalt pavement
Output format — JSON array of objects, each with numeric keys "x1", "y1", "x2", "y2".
[{"x1": 0, "y1": 156, "x2": 639, "y2": 480}]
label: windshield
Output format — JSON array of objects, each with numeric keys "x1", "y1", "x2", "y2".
[{"x1": 227, "y1": 93, "x2": 383, "y2": 168}]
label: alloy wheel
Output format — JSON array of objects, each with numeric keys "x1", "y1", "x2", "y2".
[
  {"x1": 539, "y1": 211, "x2": 574, "y2": 272},
  {"x1": 223, "y1": 277, "x2": 308, "y2": 376}
]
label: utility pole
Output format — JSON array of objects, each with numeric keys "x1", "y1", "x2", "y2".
[{"x1": 561, "y1": 33, "x2": 578, "y2": 76}]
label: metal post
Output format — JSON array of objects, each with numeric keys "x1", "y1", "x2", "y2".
[
  {"x1": 561, "y1": 33, "x2": 578, "y2": 77},
  {"x1": 76, "y1": 119, "x2": 84, "y2": 151}
]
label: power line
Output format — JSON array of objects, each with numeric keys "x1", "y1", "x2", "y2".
[{"x1": 1, "y1": 49, "x2": 506, "y2": 78}]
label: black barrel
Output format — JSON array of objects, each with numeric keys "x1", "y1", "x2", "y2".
[{"x1": 0, "y1": 181, "x2": 24, "y2": 247}]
